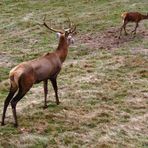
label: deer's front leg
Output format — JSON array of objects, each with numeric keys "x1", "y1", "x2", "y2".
[
  {"x1": 50, "y1": 77, "x2": 60, "y2": 105},
  {"x1": 43, "y1": 80, "x2": 48, "y2": 108}
]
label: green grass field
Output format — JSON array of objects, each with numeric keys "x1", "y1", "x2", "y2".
[{"x1": 0, "y1": 0, "x2": 148, "y2": 147}]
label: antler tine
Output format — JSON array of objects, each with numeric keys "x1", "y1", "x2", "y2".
[
  {"x1": 68, "y1": 20, "x2": 77, "y2": 33},
  {"x1": 71, "y1": 24, "x2": 77, "y2": 34},
  {"x1": 65, "y1": 17, "x2": 76, "y2": 34},
  {"x1": 43, "y1": 14, "x2": 46, "y2": 23},
  {"x1": 43, "y1": 15, "x2": 64, "y2": 34},
  {"x1": 67, "y1": 17, "x2": 73, "y2": 28}
]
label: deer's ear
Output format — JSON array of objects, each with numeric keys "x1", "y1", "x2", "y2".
[{"x1": 56, "y1": 32, "x2": 61, "y2": 38}]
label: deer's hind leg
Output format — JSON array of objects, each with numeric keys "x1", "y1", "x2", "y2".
[
  {"x1": 131, "y1": 22, "x2": 139, "y2": 35},
  {"x1": 10, "y1": 75, "x2": 34, "y2": 127},
  {"x1": 1, "y1": 85, "x2": 18, "y2": 126}
]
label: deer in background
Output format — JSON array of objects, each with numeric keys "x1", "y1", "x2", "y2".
[
  {"x1": 1, "y1": 16, "x2": 76, "y2": 127},
  {"x1": 119, "y1": 12, "x2": 148, "y2": 38}
]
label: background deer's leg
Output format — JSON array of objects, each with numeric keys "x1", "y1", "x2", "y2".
[
  {"x1": 119, "y1": 20, "x2": 128, "y2": 38},
  {"x1": 131, "y1": 22, "x2": 139, "y2": 34},
  {"x1": 123, "y1": 20, "x2": 128, "y2": 35}
]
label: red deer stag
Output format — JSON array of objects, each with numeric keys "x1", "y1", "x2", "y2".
[
  {"x1": 119, "y1": 12, "x2": 148, "y2": 38},
  {"x1": 1, "y1": 16, "x2": 76, "y2": 127}
]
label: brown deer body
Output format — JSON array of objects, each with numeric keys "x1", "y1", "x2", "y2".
[
  {"x1": 1, "y1": 17, "x2": 76, "y2": 127},
  {"x1": 119, "y1": 12, "x2": 148, "y2": 38}
]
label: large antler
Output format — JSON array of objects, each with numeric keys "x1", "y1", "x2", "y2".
[
  {"x1": 65, "y1": 17, "x2": 76, "y2": 34},
  {"x1": 43, "y1": 15, "x2": 76, "y2": 35},
  {"x1": 43, "y1": 15, "x2": 64, "y2": 34}
]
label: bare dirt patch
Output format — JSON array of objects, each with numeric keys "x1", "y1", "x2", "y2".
[
  {"x1": 78, "y1": 26, "x2": 148, "y2": 50},
  {"x1": 0, "y1": 52, "x2": 14, "y2": 67}
]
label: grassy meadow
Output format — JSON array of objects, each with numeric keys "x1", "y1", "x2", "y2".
[{"x1": 0, "y1": 0, "x2": 148, "y2": 147}]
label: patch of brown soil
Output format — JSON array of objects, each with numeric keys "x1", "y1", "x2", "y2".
[
  {"x1": 0, "y1": 52, "x2": 14, "y2": 67},
  {"x1": 78, "y1": 26, "x2": 148, "y2": 50}
]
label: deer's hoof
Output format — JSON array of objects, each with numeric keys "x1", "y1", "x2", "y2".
[
  {"x1": 1, "y1": 122, "x2": 5, "y2": 126},
  {"x1": 131, "y1": 31, "x2": 136, "y2": 35},
  {"x1": 43, "y1": 105, "x2": 48, "y2": 109},
  {"x1": 56, "y1": 102, "x2": 60, "y2": 105},
  {"x1": 14, "y1": 123, "x2": 18, "y2": 128}
]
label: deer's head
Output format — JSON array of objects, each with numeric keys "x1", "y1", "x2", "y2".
[{"x1": 43, "y1": 16, "x2": 76, "y2": 46}]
